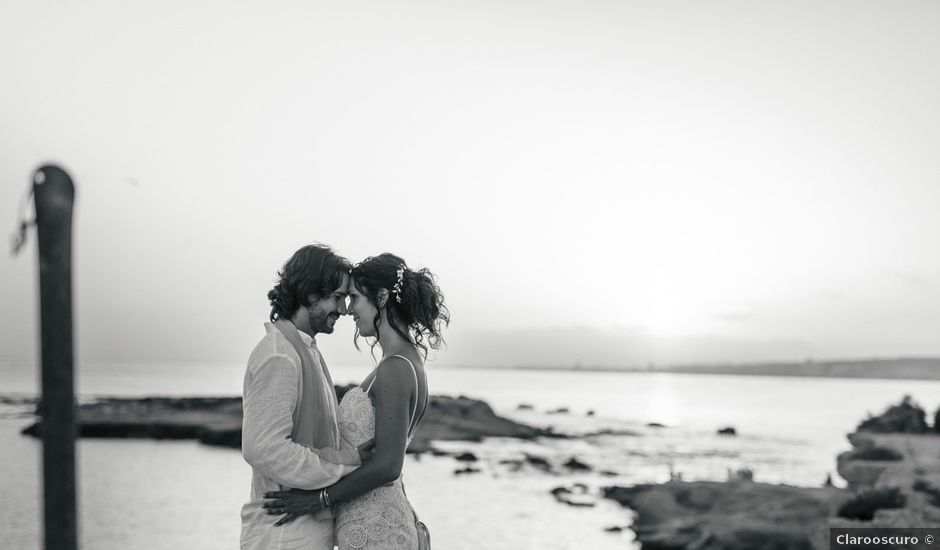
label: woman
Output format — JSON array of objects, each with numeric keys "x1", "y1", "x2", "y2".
[{"x1": 264, "y1": 253, "x2": 448, "y2": 549}]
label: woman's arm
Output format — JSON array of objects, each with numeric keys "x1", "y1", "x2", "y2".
[
  {"x1": 330, "y1": 357, "x2": 414, "y2": 495},
  {"x1": 264, "y1": 357, "x2": 415, "y2": 522}
]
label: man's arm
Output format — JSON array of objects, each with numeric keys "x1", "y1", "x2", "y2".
[
  {"x1": 261, "y1": 359, "x2": 415, "y2": 525},
  {"x1": 242, "y1": 354, "x2": 358, "y2": 490}
]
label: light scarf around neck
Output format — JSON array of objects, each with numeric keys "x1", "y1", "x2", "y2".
[{"x1": 274, "y1": 319, "x2": 351, "y2": 465}]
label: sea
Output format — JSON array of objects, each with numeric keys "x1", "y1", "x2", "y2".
[{"x1": 2, "y1": 359, "x2": 939, "y2": 550}]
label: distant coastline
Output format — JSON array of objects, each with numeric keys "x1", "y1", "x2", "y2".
[{"x1": 447, "y1": 357, "x2": 940, "y2": 381}]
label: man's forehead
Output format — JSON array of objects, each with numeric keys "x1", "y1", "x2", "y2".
[{"x1": 332, "y1": 273, "x2": 350, "y2": 294}]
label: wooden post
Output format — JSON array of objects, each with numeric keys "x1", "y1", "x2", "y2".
[{"x1": 33, "y1": 165, "x2": 78, "y2": 550}]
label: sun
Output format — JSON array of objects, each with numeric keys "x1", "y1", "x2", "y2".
[{"x1": 636, "y1": 292, "x2": 710, "y2": 337}]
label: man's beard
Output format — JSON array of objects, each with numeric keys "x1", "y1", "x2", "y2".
[{"x1": 308, "y1": 307, "x2": 339, "y2": 334}]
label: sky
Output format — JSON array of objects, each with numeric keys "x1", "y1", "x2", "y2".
[{"x1": 2, "y1": 0, "x2": 939, "y2": 369}]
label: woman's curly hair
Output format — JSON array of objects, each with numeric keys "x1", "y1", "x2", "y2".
[{"x1": 351, "y1": 253, "x2": 449, "y2": 359}]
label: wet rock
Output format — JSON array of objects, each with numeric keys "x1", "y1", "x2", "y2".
[
  {"x1": 524, "y1": 454, "x2": 552, "y2": 471},
  {"x1": 599, "y1": 401, "x2": 940, "y2": 548},
  {"x1": 414, "y1": 395, "x2": 556, "y2": 452},
  {"x1": 454, "y1": 452, "x2": 478, "y2": 462},
  {"x1": 20, "y1": 390, "x2": 555, "y2": 455},
  {"x1": 0, "y1": 395, "x2": 38, "y2": 406},
  {"x1": 516, "y1": 403, "x2": 534, "y2": 410},
  {"x1": 563, "y1": 457, "x2": 592, "y2": 471},
  {"x1": 848, "y1": 446, "x2": 903, "y2": 462},
  {"x1": 22, "y1": 396, "x2": 243, "y2": 448},
  {"x1": 717, "y1": 426, "x2": 737, "y2": 436},
  {"x1": 604, "y1": 526, "x2": 623, "y2": 533},
  {"x1": 604, "y1": 481, "x2": 834, "y2": 550},
  {"x1": 551, "y1": 484, "x2": 595, "y2": 507},
  {"x1": 586, "y1": 410, "x2": 595, "y2": 416},
  {"x1": 498, "y1": 459, "x2": 524, "y2": 472},
  {"x1": 646, "y1": 422, "x2": 666, "y2": 428},
  {"x1": 454, "y1": 466, "x2": 482, "y2": 475},
  {"x1": 837, "y1": 487, "x2": 906, "y2": 521},
  {"x1": 560, "y1": 499, "x2": 594, "y2": 508},
  {"x1": 912, "y1": 479, "x2": 940, "y2": 507},
  {"x1": 547, "y1": 407, "x2": 570, "y2": 415}
]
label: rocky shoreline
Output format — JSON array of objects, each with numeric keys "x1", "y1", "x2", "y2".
[
  {"x1": 18, "y1": 389, "x2": 940, "y2": 548},
  {"x1": 19, "y1": 385, "x2": 555, "y2": 454},
  {"x1": 602, "y1": 396, "x2": 940, "y2": 550}
]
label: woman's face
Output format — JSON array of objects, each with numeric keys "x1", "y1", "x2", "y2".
[{"x1": 347, "y1": 278, "x2": 380, "y2": 337}]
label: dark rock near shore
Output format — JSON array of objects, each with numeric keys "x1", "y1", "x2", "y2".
[
  {"x1": 413, "y1": 394, "x2": 557, "y2": 452},
  {"x1": 524, "y1": 454, "x2": 552, "y2": 471},
  {"x1": 551, "y1": 484, "x2": 595, "y2": 507},
  {"x1": 601, "y1": 405, "x2": 940, "y2": 550},
  {"x1": 454, "y1": 466, "x2": 482, "y2": 475},
  {"x1": 20, "y1": 388, "x2": 555, "y2": 454},
  {"x1": 563, "y1": 457, "x2": 592, "y2": 471},
  {"x1": 604, "y1": 481, "x2": 834, "y2": 550},
  {"x1": 647, "y1": 422, "x2": 666, "y2": 429},
  {"x1": 717, "y1": 426, "x2": 737, "y2": 436},
  {"x1": 835, "y1": 430, "x2": 940, "y2": 527},
  {"x1": 574, "y1": 396, "x2": 940, "y2": 550},
  {"x1": 847, "y1": 446, "x2": 903, "y2": 462},
  {"x1": 857, "y1": 395, "x2": 929, "y2": 434},
  {"x1": 913, "y1": 479, "x2": 940, "y2": 507},
  {"x1": 837, "y1": 487, "x2": 906, "y2": 521},
  {"x1": 547, "y1": 407, "x2": 570, "y2": 415},
  {"x1": 0, "y1": 395, "x2": 38, "y2": 407},
  {"x1": 454, "y1": 452, "x2": 478, "y2": 462},
  {"x1": 21, "y1": 396, "x2": 244, "y2": 448},
  {"x1": 516, "y1": 403, "x2": 534, "y2": 410}
]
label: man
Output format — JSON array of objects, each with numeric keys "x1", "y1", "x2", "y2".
[{"x1": 240, "y1": 244, "x2": 363, "y2": 550}]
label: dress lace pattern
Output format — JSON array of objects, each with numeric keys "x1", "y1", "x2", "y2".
[{"x1": 335, "y1": 388, "x2": 418, "y2": 550}]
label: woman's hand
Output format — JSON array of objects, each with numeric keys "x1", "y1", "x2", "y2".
[{"x1": 263, "y1": 489, "x2": 322, "y2": 526}]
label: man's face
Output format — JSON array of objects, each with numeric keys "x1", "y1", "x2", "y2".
[{"x1": 306, "y1": 274, "x2": 349, "y2": 335}]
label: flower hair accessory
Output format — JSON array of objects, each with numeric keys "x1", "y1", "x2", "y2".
[{"x1": 391, "y1": 265, "x2": 406, "y2": 303}]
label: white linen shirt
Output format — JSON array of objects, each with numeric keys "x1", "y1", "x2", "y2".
[{"x1": 240, "y1": 322, "x2": 356, "y2": 550}]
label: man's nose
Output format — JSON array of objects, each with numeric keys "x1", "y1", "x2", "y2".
[{"x1": 338, "y1": 299, "x2": 348, "y2": 316}]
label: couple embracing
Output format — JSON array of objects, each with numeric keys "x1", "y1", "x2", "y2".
[{"x1": 240, "y1": 244, "x2": 448, "y2": 550}]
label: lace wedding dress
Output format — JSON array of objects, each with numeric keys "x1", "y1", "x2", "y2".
[{"x1": 334, "y1": 356, "x2": 426, "y2": 550}]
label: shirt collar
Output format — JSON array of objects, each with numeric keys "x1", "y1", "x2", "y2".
[{"x1": 266, "y1": 321, "x2": 317, "y2": 348}]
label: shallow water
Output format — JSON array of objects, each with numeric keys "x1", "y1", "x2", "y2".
[{"x1": 3, "y1": 360, "x2": 939, "y2": 549}]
